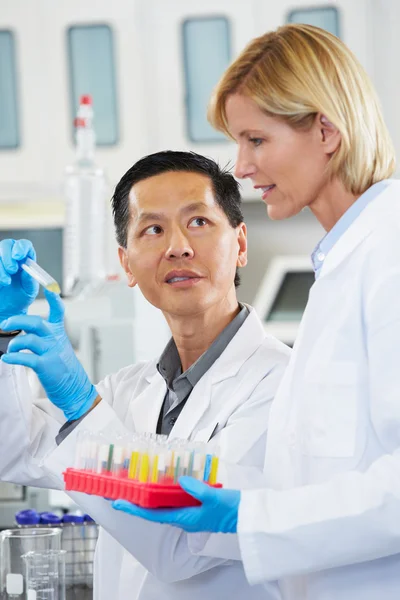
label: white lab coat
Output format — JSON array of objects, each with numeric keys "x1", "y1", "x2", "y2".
[
  {"x1": 0, "y1": 306, "x2": 290, "y2": 600},
  {"x1": 232, "y1": 180, "x2": 400, "y2": 599}
]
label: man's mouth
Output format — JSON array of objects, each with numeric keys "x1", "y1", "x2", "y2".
[
  {"x1": 164, "y1": 271, "x2": 203, "y2": 285},
  {"x1": 167, "y1": 276, "x2": 192, "y2": 284}
]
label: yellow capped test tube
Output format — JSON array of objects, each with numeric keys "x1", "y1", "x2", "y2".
[
  {"x1": 151, "y1": 455, "x2": 159, "y2": 483},
  {"x1": 209, "y1": 456, "x2": 219, "y2": 485},
  {"x1": 128, "y1": 451, "x2": 139, "y2": 479},
  {"x1": 139, "y1": 453, "x2": 150, "y2": 483}
]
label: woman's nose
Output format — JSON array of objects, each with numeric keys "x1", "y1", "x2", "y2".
[{"x1": 234, "y1": 149, "x2": 256, "y2": 179}]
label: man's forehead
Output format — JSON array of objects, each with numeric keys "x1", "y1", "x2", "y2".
[{"x1": 128, "y1": 171, "x2": 217, "y2": 213}]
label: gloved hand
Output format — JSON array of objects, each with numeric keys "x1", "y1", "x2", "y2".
[
  {"x1": 0, "y1": 290, "x2": 99, "y2": 421},
  {"x1": 112, "y1": 476, "x2": 241, "y2": 533},
  {"x1": 0, "y1": 239, "x2": 39, "y2": 322}
]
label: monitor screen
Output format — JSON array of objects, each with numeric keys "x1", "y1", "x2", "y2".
[{"x1": 265, "y1": 271, "x2": 315, "y2": 322}]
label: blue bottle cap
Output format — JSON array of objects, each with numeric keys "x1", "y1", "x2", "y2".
[
  {"x1": 83, "y1": 514, "x2": 95, "y2": 523},
  {"x1": 15, "y1": 509, "x2": 40, "y2": 525},
  {"x1": 63, "y1": 513, "x2": 85, "y2": 523},
  {"x1": 40, "y1": 512, "x2": 62, "y2": 525}
]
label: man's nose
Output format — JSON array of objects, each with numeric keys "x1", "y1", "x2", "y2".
[
  {"x1": 165, "y1": 229, "x2": 194, "y2": 259},
  {"x1": 234, "y1": 148, "x2": 256, "y2": 179}
]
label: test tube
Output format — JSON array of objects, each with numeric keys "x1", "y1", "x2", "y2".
[
  {"x1": 87, "y1": 433, "x2": 100, "y2": 471},
  {"x1": 74, "y1": 431, "x2": 88, "y2": 470},
  {"x1": 203, "y1": 454, "x2": 213, "y2": 483},
  {"x1": 209, "y1": 449, "x2": 220, "y2": 485},
  {"x1": 157, "y1": 452, "x2": 166, "y2": 484},
  {"x1": 192, "y1": 444, "x2": 207, "y2": 481},
  {"x1": 128, "y1": 437, "x2": 140, "y2": 480},
  {"x1": 138, "y1": 448, "x2": 150, "y2": 483},
  {"x1": 97, "y1": 442, "x2": 110, "y2": 474},
  {"x1": 111, "y1": 444, "x2": 124, "y2": 477},
  {"x1": 173, "y1": 455, "x2": 181, "y2": 484},
  {"x1": 20, "y1": 258, "x2": 61, "y2": 294}
]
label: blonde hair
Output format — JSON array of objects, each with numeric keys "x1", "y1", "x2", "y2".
[{"x1": 209, "y1": 24, "x2": 395, "y2": 195}]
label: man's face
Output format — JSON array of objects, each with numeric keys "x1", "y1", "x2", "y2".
[{"x1": 118, "y1": 171, "x2": 247, "y2": 317}]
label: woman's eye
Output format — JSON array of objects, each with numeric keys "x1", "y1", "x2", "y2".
[
  {"x1": 189, "y1": 217, "x2": 207, "y2": 228},
  {"x1": 144, "y1": 225, "x2": 162, "y2": 235},
  {"x1": 249, "y1": 137, "x2": 263, "y2": 147}
]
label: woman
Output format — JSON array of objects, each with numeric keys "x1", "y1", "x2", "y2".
[{"x1": 112, "y1": 24, "x2": 400, "y2": 600}]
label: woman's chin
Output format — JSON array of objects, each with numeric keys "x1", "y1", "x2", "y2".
[{"x1": 266, "y1": 204, "x2": 291, "y2": 221}]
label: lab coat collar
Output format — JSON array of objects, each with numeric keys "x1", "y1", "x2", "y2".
[
  {"x1": 143, "y1": 305, "x2": 265, "y2": 385},
  {"x1": 135, "y1": 306, "x2": 266, "y2": 438},
  {"x1": 319, "y1": 180, "x2": 396, "y2": 278}
]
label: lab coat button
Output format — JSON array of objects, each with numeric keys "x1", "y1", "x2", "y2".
[{"x1": 317, "y1": 252, "x2": 325, "y2": 262}]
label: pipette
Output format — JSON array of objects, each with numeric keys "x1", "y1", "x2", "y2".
[{"x1": 20, "y1": 258, "x2": 61, "y2": 294}]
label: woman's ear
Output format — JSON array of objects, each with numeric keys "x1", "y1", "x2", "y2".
[
  {"x1": 319, "y1": 113, "x2": 341, "y2": 154},
  {"x1": 118, "y1": 247, "x2": 137, "y2": 288}
]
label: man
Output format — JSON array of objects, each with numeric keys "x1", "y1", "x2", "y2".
[{"x1": 0, "y1": 151, "x2": 289, "y2": 600}]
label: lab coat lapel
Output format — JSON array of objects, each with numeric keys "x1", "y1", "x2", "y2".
[
  {"x1": 169, "y1": 307, "x2": 266, "y2": 440},
  {"x1": 321, "y1": 182, "x2": 394, "y2": 278},
  {"x1": 128, "y1": 365, "x2": 166, "y2": 433}
]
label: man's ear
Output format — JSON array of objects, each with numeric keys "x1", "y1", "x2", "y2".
[
  {"x1": 318, "y1": 113, "x2": 341, "y2": 155},
  {"x1": 236, "y1": 222, "x2": 248, "y2": 268},
  {"x1": 118, "y1": 246, "x2": 137, "y2": 288}
]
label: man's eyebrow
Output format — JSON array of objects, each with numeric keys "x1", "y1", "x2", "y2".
[
  {"x1": 136, "y1": 211, "x2": 166, "y2": 223},
  {"x1": 135, "y1": 202, "x2": 210, "y2": 224},
  {"x1": 180, "y1": 201, "x2": 210, "y2": 214}
]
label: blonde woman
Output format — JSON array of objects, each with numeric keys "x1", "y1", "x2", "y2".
[{"x1": 113, "y1": 24, "x2": 400, "y2": 599}]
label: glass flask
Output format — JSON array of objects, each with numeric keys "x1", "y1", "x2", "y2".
[
  {"x1": 23, "y1": 550, "x2": 66, "y2": 600},
  {"x1": 0, "y1": 528, "x2": 61, "y2": 599}
]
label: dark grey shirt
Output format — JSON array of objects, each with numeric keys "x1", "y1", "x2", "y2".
[
  {"x1": 56, "y1": 303, "x2": 249, "y2": 444},
  {"x1": 156, "y1": 303, "x2": 249, "y2": 435},
  {"x1": 0, "y1": 335, "x2": 15, "y2": 356}
]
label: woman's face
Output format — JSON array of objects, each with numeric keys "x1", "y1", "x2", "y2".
[{"x1": 225, "y1": 94, "x2": 336, "y2": 220}]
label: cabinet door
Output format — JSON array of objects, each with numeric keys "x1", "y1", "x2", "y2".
[
  {"x1": 138, "y1": 0, "x2": 258, "y2": 199},
  {"x1": 35, "y1": 0, "x2": 151, "y2": 187},
  {"x1": 253, "y1": 0, "x2": 373, "y2": 75},
  {"x1": 0, "y1": 1, "x2": 49, "y2": 189}
]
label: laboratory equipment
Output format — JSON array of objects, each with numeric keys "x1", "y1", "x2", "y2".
[
  {"x1": 0, "y1": 528, "x2": 61, "y2": 599},
  {"x1": 20, "y1": 259, "x2": 60, "y2": 294},
  {"x1": 15, "y1": 511, "x2": 41, "y2": 528},
  {"x1": 39, "y1": 514, "x2": 62, "y2": 527},
  {"x1": 22, "y1": 550, "x2": 66, "y2": 600},
  {"x1": 63, "y1": 94, "x2": 107, "y2": 296},
  {"x1": 61, "y1": 515, "x2": 84, "y2": 589},
  {"x1": 61, "y1": 516, "x2": 97, "y2": 599},
  {"x1": 0, "y1": 484, "x2": 50, "y2": 531},
  {"x1": 64, "y1": 431, "x2": 221, "y2": 508},
  {"x1": 253, "y1": 255, "x2": 315, "y2": 346},
  {"x1": 15, "y1": 512, "x2": 98, "y2": 600}
]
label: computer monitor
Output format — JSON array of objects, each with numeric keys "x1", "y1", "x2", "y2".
[{"x1": 253, "y1": 256, "x2": 315, "y2": 346}]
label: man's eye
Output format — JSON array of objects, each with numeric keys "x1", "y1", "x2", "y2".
[
  {"x1": 189, "y1": 217, "x2": 207, "y2": 228},
  {"x1": 249, "y1": 137, "x2": 263, "y2": 147},
  {"x1": 144, "y1": 225, "x2": 162, "y2": 235}
]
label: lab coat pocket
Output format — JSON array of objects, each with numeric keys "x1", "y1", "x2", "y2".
[{"x1": 301, "y1": 362, "x2": 358, "y2": 458}]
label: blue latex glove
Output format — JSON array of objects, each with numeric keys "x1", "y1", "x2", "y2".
[
  {"x1": 0, "y1": 239, "x2": 39, "y2": 321},
  {"x1": 0, "y1": 290, "x2": 98, "y2": 421},
  {"x1": 112, "y1": 476, "x2": 241, "y2": 533}
]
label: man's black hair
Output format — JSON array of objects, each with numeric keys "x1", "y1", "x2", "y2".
[{"x1": 111, "y1": 150, "x2": 244, "y2": 287}]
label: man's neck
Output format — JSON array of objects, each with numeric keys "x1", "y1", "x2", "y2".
[{"x1": 163, "y1": 294, "x2": 241, "y2": 372}]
